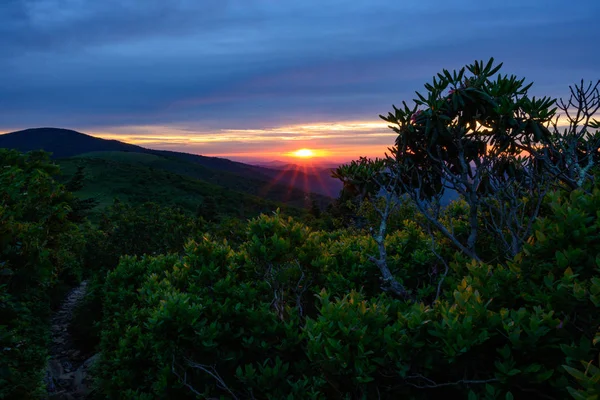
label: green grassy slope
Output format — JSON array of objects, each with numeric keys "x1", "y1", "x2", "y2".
[
  {"x1": 57, "y1": 156, "x2": 306, "y2": 220},
  {"x1": 73, "y1": 151, "x2": 332, "y2": 209}
]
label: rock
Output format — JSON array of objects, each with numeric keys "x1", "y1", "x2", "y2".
[
  {"x1": 48, "y1": 390, "x2": 73, "y2": 400},
  {"x1": 83, "y1": 353, "x2": 99, "y2": 368},
  {"x1": 47, "y1": 359, "x2": 64, "y2": 380},
  {"x1": 58, "y1": 372, "x2": 74, "y2": 381},
  {"x1": 46, "y1": 281, "x2": 90, "y2": 399},
  {"x1": 72, "y1": 369, "x2": 85, "y2": 390},
  {"x1": 67, "y1": 349, "x2": 81, "y2": 359}
]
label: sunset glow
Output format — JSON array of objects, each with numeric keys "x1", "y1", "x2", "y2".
[
  {"x1": 76, "y1": 120, "x2": 395, "y2": 163},
  {"x1": 292, "y1": 148, "x2": 315, "y2": 158},
  {"x1": 0, "y1": 0, "x2": 596, "y2": 168}
]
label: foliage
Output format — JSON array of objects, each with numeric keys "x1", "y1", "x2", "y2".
[
  {"x1": 63, "y1": 165, "x2": 98, "y2": 223},
  {"x1": 332, "y1": 157, "x2": 388, "y2": 202},
  {"x1": 4, "y1": 60, "x2": 600, "y2": 400},
  {"x1": 336, "y1": 59, "x2": 599, "y2": 264},
  {"x1": 70, "y1": 201, "x2": 203, "y2": 351},
  {"x1": 0, "y1": 149, "x2": 86, "y2": 399},
  {"x1": 330, "y1": 60, "x2": 600, "y2": 306},
  {"x1": 93, "y1": 189, "x2": 600, "y2": 399},
  {"x1": 58, "y1": 152, "x2": 324, "y2": 218}
]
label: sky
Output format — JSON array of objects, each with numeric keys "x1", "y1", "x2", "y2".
[{"x1": 1, "y1": 0, "x2": 598, "y2": 163}]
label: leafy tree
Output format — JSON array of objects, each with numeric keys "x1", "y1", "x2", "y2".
[
  {"x1": 333, "y1": 59, "x2": 599, "y2": 297},
  {"x1": 532, "y1": 80, "x2": 600, "y2": 190},
  {"x1": 196, "y1": 195, "x2": 218, "y2": 222},
  {"x1": 309, "y1": 199, "x2": 321, "y2": 219},
  {"x1": 382, "y1": 58, "x2": 556, "y2": 260},
  {"x1": 63, "y1": 165, "x2": 98, "y2": 223}
]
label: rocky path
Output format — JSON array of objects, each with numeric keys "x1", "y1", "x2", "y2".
[{"x1": 45, "y1": 281, "x2": 98, "y2": 399}]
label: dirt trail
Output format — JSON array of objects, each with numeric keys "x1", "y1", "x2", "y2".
[{"x1": 45, "y1": 281, "x2": 98, "y2": 399}]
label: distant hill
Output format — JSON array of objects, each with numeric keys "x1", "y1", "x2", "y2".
[
  {"x1": 0, "y1": 127, "x2": 143, "y2": 157},
  {"x1": 151, "y1": 149, "x2": 342, "y2": 197},
  {"x1": 57, "y1": 156, "x2": 306, "y2": 221},
  {"x1": 254, "y1": 160, "x2": 291, "y2": 168},
  {"x1": 251, "y1": 161, "x2": 345, "y2": 198},
  {"x1": 0, "y1": 127, "x2": 342, "y2": 198},
  {"x1": 73, "y1": 151, "x2": 332, "y2": 209},
  {"x1": 255, "y1": 160, "x2": 342, "y2": 171}
]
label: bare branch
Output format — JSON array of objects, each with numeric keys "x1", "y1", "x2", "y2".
[
  {"x1": 425, "y1": 225, "x2": 450, "y2": 303},
  {"x1": 172, "y1": 355, "x2": 240, "y2": 400},
  {"x1": 404, "y1": 374, "x2": 499, "y2": 389},
  {"x1": 368, "y1": 175, "x2": 411, "y2": 299}
]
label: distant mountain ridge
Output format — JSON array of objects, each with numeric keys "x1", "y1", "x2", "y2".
[
  {"x1": 0, "y1": 127, "x2": 342, "y2": 198},
  {"x1": 0, "y1": 128, "x2": 143, "y2": 157}
]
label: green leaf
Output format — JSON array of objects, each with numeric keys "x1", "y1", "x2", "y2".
[
  {"x1": 563, "y1": 365, "x2": 586, "y2": 381},
  {"x1": 564, "y1": 267, "x2": 574, "y2": 278},
  {"x1": 535, "y1": 230, "x2": 546, "y2": 242},
  {"x1": 566, "y1": 387, "x2": 589, "y2": 400},
  {"x1": 555, "y1": 251, "x2": 569, "y2": 269}
]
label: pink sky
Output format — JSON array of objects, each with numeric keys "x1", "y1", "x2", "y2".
[{"x1": 86, "y1": 120, "x2": 397, "y2": 164}]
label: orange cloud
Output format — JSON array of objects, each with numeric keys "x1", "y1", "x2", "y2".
[{"x1": 89, "y1": 120, "x2": 397, "y2": 162}]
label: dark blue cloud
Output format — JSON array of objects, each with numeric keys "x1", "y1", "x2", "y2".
[{"x1": 0, "y1": 0, "x2": 598, "y2": 139}]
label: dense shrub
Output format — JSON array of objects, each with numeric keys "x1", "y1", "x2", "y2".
[
  {"x1": 71, "y1": 201, "x2": 203, "y2": 351},
  {"x1": 0, "y1": 150, "x2": 86, "y2": 399},
  {"x1": 92, "y1": 192, "x2": 600, "y2": 399}
]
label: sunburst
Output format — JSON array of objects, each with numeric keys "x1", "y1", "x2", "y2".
[{"x1": 292, "y1": 148, "x2": 315, "y2": 158}]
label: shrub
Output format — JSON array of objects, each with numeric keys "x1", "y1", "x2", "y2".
[
  {"x1": 71, "y1": 201, "x2": 202, "y2": 351},
  {"x1": 0, "y1": 150, "x2": 86, "y2": 399}
]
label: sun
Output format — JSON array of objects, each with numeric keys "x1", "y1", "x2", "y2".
[{"x1": 292, "y1": 148, "x2": 315, "y2": 158}]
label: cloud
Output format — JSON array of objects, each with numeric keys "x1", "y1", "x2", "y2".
[{"x1": 1, "y1": 0, "x2": 599, "y2": 159}]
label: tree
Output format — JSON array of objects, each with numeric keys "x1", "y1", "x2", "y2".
[
  {"x1": 309, "y1": 199, "x2": 321, "y2": 219},
  {"x1": 526, "y1": 80, "x2": 600, "y2": 190},
  {"x1": 197, "y1": 195, "x2": 218, "y2": 222},
  {"x1": 334, "y1": 58, "x2": 600, "y2": 296},
  {"x1": 378, "y1": 58, "x2": 563, "y2": 261},
  {"x1": 64, "y1": 165, "x2": 98, "y2": 223}
]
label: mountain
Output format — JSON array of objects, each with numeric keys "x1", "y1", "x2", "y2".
[
  {"x1": 0, "y1": 127, "x2": 342, "y2": 198},
  {"x1": 72, "y1": 151, "x2": 332, "y2": 209},
  {"x1": 0, "y1": 128, "x2": 337, "y2": 208},
  {"x1": 255, "y1": 160, "x2": 341, "y2": 171},
  {"x1": 0, "y1": 128, "x2": 143, "y2": 157},
  {"x1": 57, "y1": 155, "x2": 306, "y2": 221},
  {"x1": 254, "y1": 160, "x2": 290, "y2": 168},
  {"x1": 150, "y1": 150, "x2": 342, "y2": 197}
]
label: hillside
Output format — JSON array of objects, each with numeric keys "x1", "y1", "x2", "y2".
[
  {"x1": 148, "y1": 149, "x2": 342, "y2": 197},
  {"x1": 0, "y1": 127, "x2": 342, "y2": 198},
  {"x1": 57, "y1": 156, "x2": 305, "y2": 220},
  {"x1": 74, "y1": 151, "x2": 332, "y2": 209}
]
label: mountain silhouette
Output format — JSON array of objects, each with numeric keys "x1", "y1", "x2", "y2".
[
  {"x1": 0, "y1": 127, "x2": 342, "y2": 198},
  {"x1": 0, "y1": 128, "x2": 143, "y2": 158}
]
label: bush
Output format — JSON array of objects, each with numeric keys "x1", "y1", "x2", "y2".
[
  {"x1": 0, "y1": 150, "x2": 86, "y2": 399},
  {"x1": 71, "y1": 201, "x2": 202, "y2": 352},
  {"x1": 92, "y1": 188, "x2": 600, "y2": 398}
]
